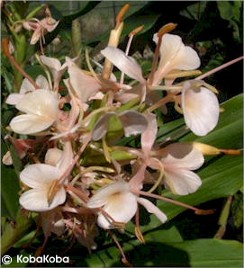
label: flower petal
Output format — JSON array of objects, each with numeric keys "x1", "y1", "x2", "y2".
[
  {"x1": 68, "y1": 63, "x2": 101, "y2": 103},
  {"x1": 10, "y1": 114, "x2": 56, "y2": 135},
  {"x1": 97, "y1": 191, "x2": 138, "y2": 229},
  {"x1": 119, "y1": 111, "x2": 148, "y2": 137},
  {"x1": 87, "y1": 181, "x2": 130, "y2": 209},
  {"x1": 20, "y1": 164, "x2": 62, "y2": 189},
  {"x1": 160, "y1": 34, "x2": 200, "y2": 70},
  {"x1": 162, "y1": 143, "x2": 204, "y2": 170},
  {"x1": 40, "y1": 55, "x2": 61, "y2": 72},
  {"x1": 56, "y1": 141, "x2": 74, "y2": 174},
  {"x1": 153, "y1": 34, "x2": 200, "y2": 84},
  {"x1": 141, "y1": 113, "x2": 157, "y2": 156},
  {"x1": 36, "y1": 75, "x2": 50, "y2": 90},
  {"x1": 101, "y1": 46, "x2": 145, "y2": 83},
  {"x1": 20, "y1": 77, "x2": 35, "y2": 94},
  {"x1": 45, "y1": 148, "x2": 63, "y2": 166},
  {"x1": 16, "y1": 89, "x2": 59, "y2": 118},
  {"x1": 164, "y1": 169, "x2": 202, "y2": 195},
  {"x1": 19, "y1": 186, "x2": 65, "y2": 212},
  {"x1": 92, "y1": 113, "x2": 115, "y2": 141},
  {"x1": 20, "y1": 188, "x2": 49, "y2": 211},
  {"x1": 137, "y1": 197, "x2": 167, "y2": 223},
  {"x1": 6, "y1": 93, "x2": 24, "y2": 105},
  {"x1": 49, "y1": 186, "x2": 66, "y2": 210},
  {"x1": 182, "y1": 83, "x2": 219, "y2": 136}
]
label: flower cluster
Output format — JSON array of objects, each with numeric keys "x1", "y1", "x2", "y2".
[{"x1": 4, "y1": 5, "x2": 232, "y2": 263}]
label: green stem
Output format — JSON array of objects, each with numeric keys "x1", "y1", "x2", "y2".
[
  {"x1": 214, "y1": 196, "x2": 232, "y2": 239},
  {"x1": 13, "y1": 34, "x2": 27, "y2": 92}
]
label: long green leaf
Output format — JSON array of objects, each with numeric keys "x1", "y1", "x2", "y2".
[{"x1": 83, "y1": 237, "x2": 242, "y2": 267}]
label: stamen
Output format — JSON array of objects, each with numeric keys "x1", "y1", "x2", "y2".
[
  {"x1": 196, "y1": 56, "x2": 244, "y2": 80},
  {"x1": 102, "y1": 5, "x2": 129, "y2": 79},
  {"x1": 116, "y1": 4, "x2": 130, "y2": 29},
  {"x1": 65, "y1": 184, "x2": 89, "y2": 203},
  {"x1": 135, "y1": 209, "x2": 145, "y2": 243},
  {"x1": 98, "y1": 208, "x2": 126, "y2": 229},
  {"x1": 193, "y1": 142, "x2": 241, "y2": 156},
  {"x1": 135, "y1": 190, "x2": 215, "y2": 215},
  {"x1": 219, "y1": 149, "x2": 241, "y2": 155},
  {"x1": 108, "y1": 230, "x2": 132, "y2": 267},
  {"x1": 57, "y1": 134, "x2": 91, "y2": 184},
  {"x1": 120, "y1": 25, "x2": 144, "y2": 85},
  {"x1": 146, "y1": 94, "x2": 174, "y2": 113},
  {"x1": 148, "y1": 164, "x2": 164, "y2": 193},
  {"x1": 47, "y1": 179, "x2": 61, "y2": 206},
  {"x1": 148, "y1": 23, "x2": 177, "y2": 85},
  {"x1": 157, "y1": 23, "x2": 178, "y2": 38},
  {"x1": 79, "y1": 166, "x2": 115, "y2": 176},
  {"x1": 85, "y1": 49, "x2": 100, "y2": 83},
  {"x1": 164, "y1": 70, "x2": 202, "y2": 80},
  {"x1": 148, "y1": 85, "x2": 182, "y2": 92}
]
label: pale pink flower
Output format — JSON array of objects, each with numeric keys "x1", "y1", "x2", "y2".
[
  {"x1": 130, "y1": 114, "x2": 204, "y2": 195},
  {"x1": 181, "y1": 81, "x2": 219, "y2": 136},
  {"x1": 23, "y1": 17, "x2": 59, "y2": 45},
  {"x1": 159, "y1": 143, "x2": 204, "y2": 195},
  {"x1": 152, "y1": 33, "x2": 200, "y2": 85},
  {"x1": 87, "y1": 181, "x2": 167, "y2": 229},
  {"x1": 9, "y1": 89, "x2": 59, "y2": 135},
  {"x1": 19, "y1": 164, "x2": 66, "y2": 212}
]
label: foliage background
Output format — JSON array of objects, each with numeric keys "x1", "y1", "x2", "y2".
[{"x1": 1, "y1": 1, "x2": 243, "y2": 267}]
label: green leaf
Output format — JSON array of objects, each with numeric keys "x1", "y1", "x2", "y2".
[{"x1": 84, "y1": 237, "x2": 242, "y2": 267}]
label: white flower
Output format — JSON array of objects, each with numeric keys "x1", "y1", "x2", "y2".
[
  {"x1": 19, "y1": 164, "x2": 66, "y2": 212},
  {"x1": 160, "y1": 143, "x2": 204, "y2": 195},
  {"x1": 153, "y1": 33, "x2": 201, "y2": 85},
  {"x1": 87, "y1": 181, "x2": 167, "y2": 229},
  {"x1": 9, "y1": 89, "x2": 59, "y2": 135},
  {"x1": 181, "y1": 81, "x2": 219, "y2": 136}
]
